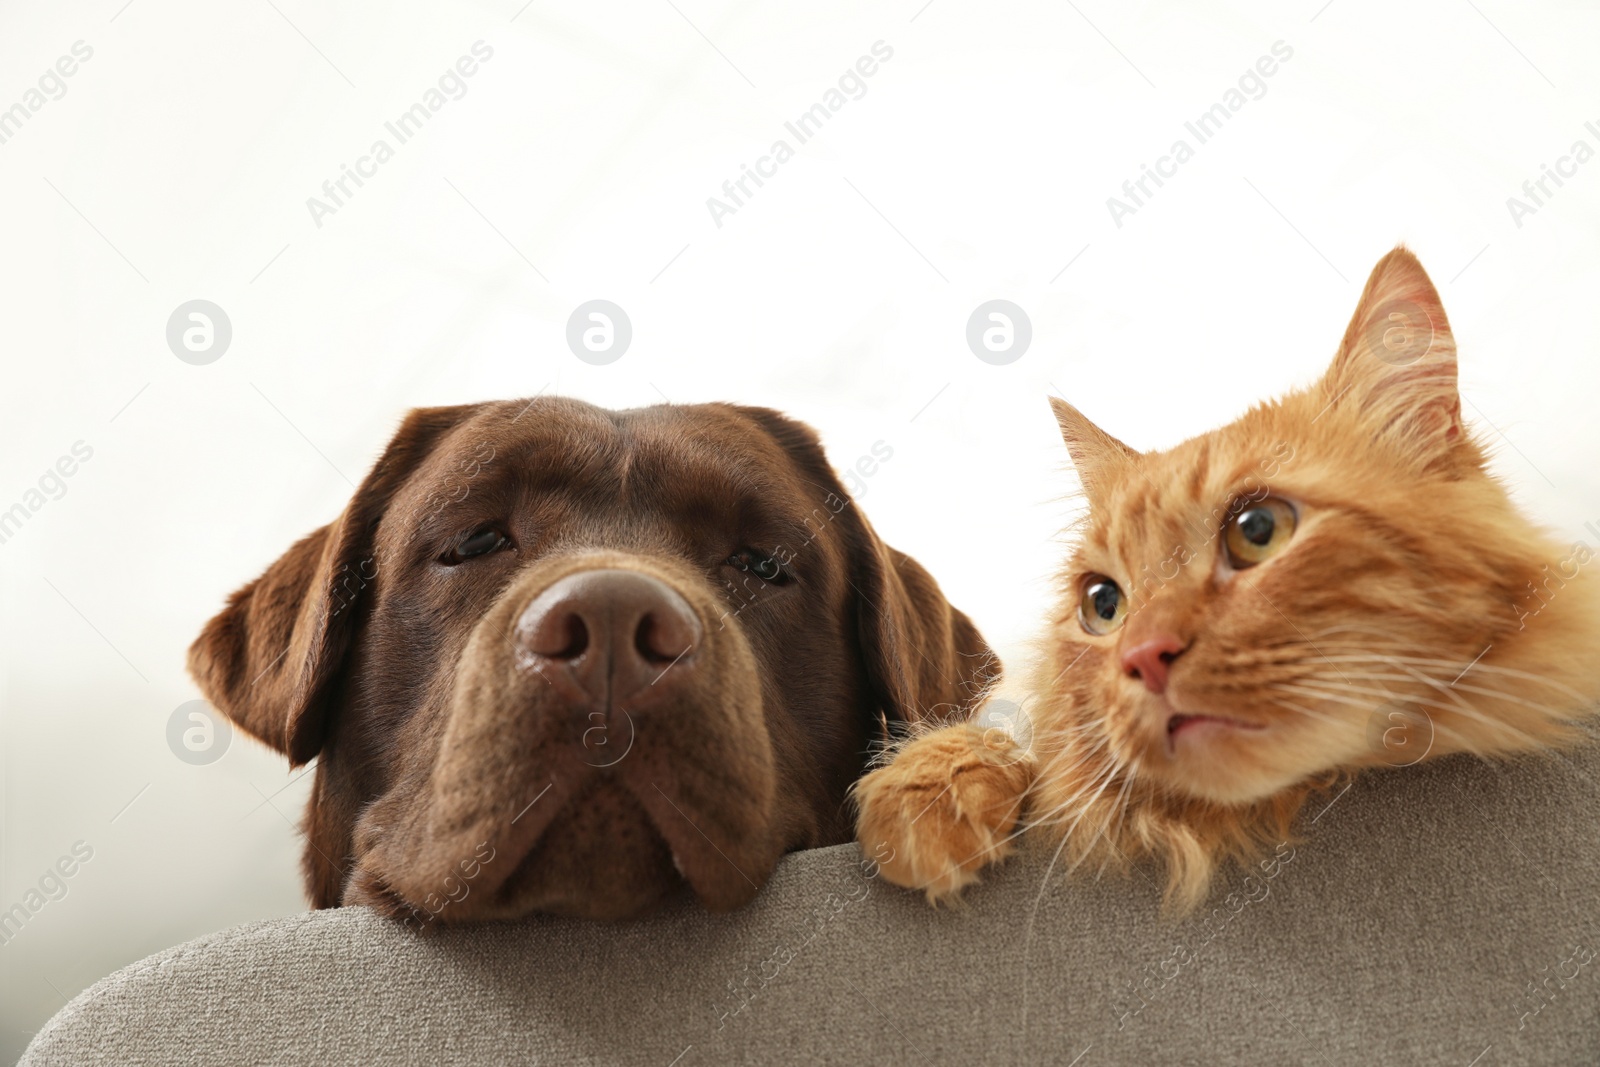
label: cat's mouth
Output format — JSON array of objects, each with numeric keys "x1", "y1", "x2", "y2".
[{"x1": 1165, "y1": 713, "x2": 1266, "y2": 753}]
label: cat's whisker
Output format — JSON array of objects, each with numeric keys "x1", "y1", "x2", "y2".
[
  {"x1": 1027, "y1": 730, "x2": 1111, "y2": 780},
  {"x1": 1019, "y1": 768, "x2": 1136, "y2": 836},
  {"x1": 1263, "y1": 694, "x2": 1348, "y2": 729},
  {"x1": 1275, "y1": 678, "x2": 1466, "y2": 717},
  {"x1": 1103, "y1": 762, "x2": 1140, "y2": 849},
  {"x1": 1053, "y1": 758, "x2": 1131, "y2": 870},
  {"x1": 1319, "y1": 654, "x2": 1589, "y2": 702},
  {"x1": 1330, "y1": 668, "x2": 1569, "y2": 720},
  {"x1": 1018, "y1": 759, "x2": 1123, "y2": 832},
  {"x1": 1370, "y1": 662, "x2": 1563, "y2": 747},
  {"x1": 1319, "y1": 658, "x2": 1569, "y2": 723},
  {"x1": 1020, "y1": 755, "x2": 1124, "y2": 828},
  {"x1": 1296, "y1": 647, "x2": 1580, "y2": 708},
  {"x1": 1026, "y1": 742, "x2": 1098, "y2": 771},
  {"x1": 1279, "y1": 677, "x2": 1545, "y2": 751},
  {"x1": 1266, "y1": 691, "x2": 1476, "y2": 750}
]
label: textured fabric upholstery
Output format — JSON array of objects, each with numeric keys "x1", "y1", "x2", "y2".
[{"x1": 23, "y1": 742, "x2": 1600, "y2": 1066}]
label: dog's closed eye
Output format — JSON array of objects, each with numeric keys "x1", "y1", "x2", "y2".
[
  {"x1": 441, "y1": 524, "x2": 514, "y2": 566},
  {"x1": 726, "y1": 547, "x2": 792, "y2": 586}
]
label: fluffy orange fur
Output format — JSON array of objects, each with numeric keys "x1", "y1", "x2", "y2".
[{"x1": 856, "y1": 246, "x2": 1600, "y2": 913}]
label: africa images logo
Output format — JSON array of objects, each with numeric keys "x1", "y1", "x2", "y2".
[
  {"x1": 704, "y1": 41, "x2": 894, "y2": 229},
  {"x1": 304, "y1": 42, "x2": 495, "y2": 228},
  {"x1": 1105, "y1": 40, "x2": 1294, "y2": 228},
  {"x1": 0, "y1": 842, "x2": 94, "y2": 948}
]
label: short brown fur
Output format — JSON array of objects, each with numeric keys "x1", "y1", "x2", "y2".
[{"x1": 191, "y1": 398, "x2": 996, "y2": 922}]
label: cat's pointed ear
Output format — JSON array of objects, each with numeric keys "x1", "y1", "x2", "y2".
[
  {"x1": 1320, "y1": 246, "x2": 1463, "y2": 469},
  {"x1": 1050, "y1": 396, "x2": 1136, "y2": 504}
]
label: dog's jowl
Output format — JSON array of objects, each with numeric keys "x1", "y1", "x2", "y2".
[{"x1": 189, "y1": 398, "x2": 996, "y2": 923}]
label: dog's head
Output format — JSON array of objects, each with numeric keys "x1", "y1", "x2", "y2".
[{"x1": 189, "y1": 398, "x2": 995, "y2": 922}]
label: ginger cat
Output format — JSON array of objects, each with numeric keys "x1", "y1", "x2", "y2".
[{"x1": 855, "y1": 246, "x2": 1600, "y2": 912}]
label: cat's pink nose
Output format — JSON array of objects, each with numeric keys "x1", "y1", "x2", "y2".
[{"x1": 1122, "y1": 636, "x2": 1187, "y2": 694}]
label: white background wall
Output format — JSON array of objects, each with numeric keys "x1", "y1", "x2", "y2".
[{"x1": 2, "y1": 0, "x2": 1598, "y2": 1055}]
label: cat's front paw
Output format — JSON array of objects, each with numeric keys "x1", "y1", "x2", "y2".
[{"x1": 854, "y1": 723, "x2": 1033, "y2": 904}]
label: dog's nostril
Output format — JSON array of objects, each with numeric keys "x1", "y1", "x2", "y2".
[
  {"x1": 519, "y1": 600, "x2": 591, "y2": 661},
  {"x1": 634, "y1": 609, "x2": 694, "y2": 665},
  {"x1": 549, "y1": 614, "x2": 589, "y2": 660},
  {"x1": 635, "y1": 616, "x2": 666, "y2": 664}
]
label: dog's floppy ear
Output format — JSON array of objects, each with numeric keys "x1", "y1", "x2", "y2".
[
  {"x1": 187, "y1": 404, "x2": 481, "y2": 766},
  {"x1": 849, "y1": 524, "x2": 998, "y2": 728},
  {"x1": 734, "y1": 405, "x2": 999, "y2": 730}
]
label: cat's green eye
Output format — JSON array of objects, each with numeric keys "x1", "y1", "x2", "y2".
[
  {"x1": 1078, "y1": 575, "x2": 1127, "y2": 635},
  {"x1": 1225, "y1": 496, "x2": 1298, "y2": 569}
]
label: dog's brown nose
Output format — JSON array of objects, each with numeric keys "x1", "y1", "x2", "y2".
[{"x1": 515, "y1": 569, "x2": 701, "y2": 709}]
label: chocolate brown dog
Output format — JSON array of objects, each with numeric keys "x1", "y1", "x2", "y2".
[{"x1": 189, "y1": 398, "x2": 995, "y2": 923}]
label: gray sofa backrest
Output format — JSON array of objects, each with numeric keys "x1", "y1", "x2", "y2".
[{"x1": 24, "y1": 742, "x2": 1600, "y2": 1065}]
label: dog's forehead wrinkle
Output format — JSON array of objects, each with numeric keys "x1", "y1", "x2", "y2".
[
  {"x1": 443, "y1": 404, "x2": 812, "y2": 513},
  {"x1": 535, "y1": 515, "x2": 697, "y2": 561},
  {"x1": 613, "y1": 422, "x2": 819, "y2": 538}
]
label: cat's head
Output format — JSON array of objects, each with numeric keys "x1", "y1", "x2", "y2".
[{"x1": 1044, "y1": 246, "x2": 1585, "y2": 808}]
